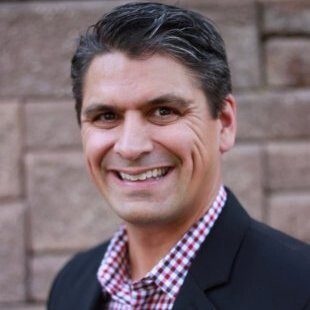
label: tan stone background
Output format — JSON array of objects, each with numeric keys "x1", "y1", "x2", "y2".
[{"x1": 0, "y1": 0, "x2": 310, "y2": 308}]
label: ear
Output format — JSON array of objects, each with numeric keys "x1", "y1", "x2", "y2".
[{"x1": 219, "y1": 94, "x2": 237, "y2": 154}]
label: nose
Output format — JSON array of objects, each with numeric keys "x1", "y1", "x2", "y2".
[{"x1": 114, "y1": 112, "x2": 153, "y2": 160}]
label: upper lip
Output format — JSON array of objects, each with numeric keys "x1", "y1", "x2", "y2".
[{"x1": 107, "y1": 166, "x2": 172, "y2": 175}]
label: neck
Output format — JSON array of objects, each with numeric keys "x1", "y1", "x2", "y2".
[
  {"x1": 125, "y1": 181, "x2": 222, "y2": 281},
  {"x1": 126, "y1": 221, "x2": 190, "y2": 281}
]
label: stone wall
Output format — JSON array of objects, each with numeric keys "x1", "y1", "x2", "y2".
[{"x1": 0, "y1": 0, "x2": 309, "y2": 308}]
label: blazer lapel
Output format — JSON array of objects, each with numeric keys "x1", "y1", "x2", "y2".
[
  {"x1": 172, "y1": 273, "x2": 217, "y2": 309},
  {"x1": 82, "y1": 281, "x2": 102, "y2": 310},
  {"x1": 173, "y1": 189, "x2": 250, "y2": 309},
  {"x1": 71, "y1": 268, "x2": 104, "y2": 310},
  {"x1": 72, "y1": 243, "x2": 109, "y2": 310}
]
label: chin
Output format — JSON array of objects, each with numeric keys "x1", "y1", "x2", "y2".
[{"x1": 110, "y1": 201, "x2": 176, "y2": 227}]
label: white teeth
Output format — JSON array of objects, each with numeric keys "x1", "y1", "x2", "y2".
[{"x1": 119, "y1": 168, "x2": 168, "y2": 182}]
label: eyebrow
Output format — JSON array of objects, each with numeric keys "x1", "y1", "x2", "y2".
[
  {"x1": 146, "y1": 94, "x2": 192, "y2": 107},
  {"x1": 82, "y1": 94, "x2": 192, "y2": 119},
  {"x1": 82, "y1": 104, "x2": 116, "y2": 119}
]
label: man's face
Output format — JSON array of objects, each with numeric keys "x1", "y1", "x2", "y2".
[{"x1": 81, "y1": 52, "x2": 235, "y2": 228}]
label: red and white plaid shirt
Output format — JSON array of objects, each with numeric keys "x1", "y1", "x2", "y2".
[{"x1": 97, "y1": 186, "x2": 227, "y2": 309}]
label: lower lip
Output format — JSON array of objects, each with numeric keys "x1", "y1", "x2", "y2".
[{"x1": 108, "y1": 169, "x2": 174, "y2": 190}]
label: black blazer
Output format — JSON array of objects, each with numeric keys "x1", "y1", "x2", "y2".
[{"x1": 48, "y1": 190, "x2": 310, "y2": 309}]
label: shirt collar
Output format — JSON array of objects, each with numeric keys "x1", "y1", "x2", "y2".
[{"x1": 97, "y1": 185, "x2": 227, "y2": 300}]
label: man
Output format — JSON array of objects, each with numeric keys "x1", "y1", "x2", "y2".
[{"x1": 48, "y1": 2, "x2": 310, "y2": 309}]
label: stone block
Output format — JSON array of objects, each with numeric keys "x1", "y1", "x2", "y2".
[
  {"x1": 0, "y1": 1, "x2": 128, "y2": 97},
  {"x1": 265, "y1": 39, "x2": 310, "y2": 86},
  {"x1": 263, "y1": 1, "x2": 310, "y2": 35},
  {"x1": 29, "y1": 254, "x2": 72, "y2": 302},
  {"x1": 268, "y1": 193, "x2": 310, "y2": 243},
  {"x1": 198, "y1": 2, "x2": 261, "y2": 89},
  {"x1": 222, "y1": 144, "x2": 264, "y2": 220},
  {"x1": 195, "y1": 0, "x2": 256, "y2": 3},
  {"x1": 0, "y1": 102, "x2": 22, "y2": 198},
  {"x1": 26, "y1": 152, "x2": 120, "y2": 252},
  {"x1": 266, "y1": 142, "x2": 310, "y2": 191},
  {"x1": 0, "y1": 304, "x2": 44, "y2": 310},
  {"x1": 0, "y1": 202, "x2": 25, "y2": 302},
  {"x1": 236, "y1": 89, "x2": 310, "y2": 140},
  {"x1": 25, "y1": 101, "x2": 81, "y2": 149}
]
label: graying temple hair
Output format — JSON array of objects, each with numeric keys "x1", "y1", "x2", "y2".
[{"x1": 71, "y1": 2, "x2": 232, "y2": 125}]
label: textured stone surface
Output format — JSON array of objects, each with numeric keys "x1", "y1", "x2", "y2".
[
  {"x1": 263, "y1": 1, "x2": 310, "y2": 34},
  {"x1": 0, "y1": 202, "x2": 25, "y2": 302},
  {"x1": 0, "y1": 305, "x2": 44, "y2": 310},
  {"x1": 236, "y1": 90, "x2": 310, "y2": 140},
  {"x1": 29, "y1": 254, "x2": 72, "y2": 301},
  {"x1": 266, "y1": 142, "x2": 310, "y2": 191},
  {"x1": 0, "y1": 1, "x2": 128, "y2": 98},
  {"x1": 1, "y1": 1, "x2": 310, "y2": 307},
  {"x1": 26, "y1": 151, "x2": 120, "y2": 252},
  {"x1": 269, "y1": 193, "x2": 310, "y2": 242},
  {"x1": 25, "y1": 101, "x2": 81, "y2": 149},
  {"x1": 0, "y1": 1, "x2": 261, "y2": 98},
  {"x1": 222, "y1": 144, "x2": 264, "y2": 220},
  {"x1": 0, "y1": 102, "x2": 22, "y2": 198},
  {"x1": 266, "y1": 39, "x2": 310, "y2": 86}
]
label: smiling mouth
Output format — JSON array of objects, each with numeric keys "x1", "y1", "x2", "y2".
[{"x1": 115, "y1": 167, "x2": 170, "y2": 182}]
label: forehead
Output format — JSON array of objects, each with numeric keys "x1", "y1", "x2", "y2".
[{"x1": 82, "y1": 51, "x2": 201, "y2": 108}]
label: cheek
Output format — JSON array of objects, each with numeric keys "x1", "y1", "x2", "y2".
[
  {"x1": 179, "y1": 119, "x2": 220, "y2": 180},
  {"x1": 82, "y1": 128, "x2": 115, "y2": 168},
  {"x1": 182, "y1": 120, "x2": 209, "y2": 160},
  {"x1": 152, "y1": 124, "x2": 189, "y2": 154},
  {"x1": 152, "y1": 123, "x2": 204, "y2": 168},
  {"x1": 188, "y1": 117, "x2": 220, "y2": 151}
]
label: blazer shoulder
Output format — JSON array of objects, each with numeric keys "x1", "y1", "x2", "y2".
[
  {"x1": 247, "y1": 218, "x2": 310, "y2": 266},
  {"x1": 238, "y1": 218, "x2": 310, "y2": 306},
  {"x1": 206, "y1": 190, "x2": 310, "y2": 309},
  {"x1": 48, "y1": 241, "x2": 109, "y2": 309},
  {"x1": 226, "y1": 188, "x2": 309, "y2": 270}
]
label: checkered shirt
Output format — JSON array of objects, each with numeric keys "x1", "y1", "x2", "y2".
[{"x1": 97, "y1": 186, "x2": 227, "y2": 309}]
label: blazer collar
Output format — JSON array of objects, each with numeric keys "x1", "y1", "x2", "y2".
[{"x1": 173, "y1": 189, "x2": 250, "y2": 309}]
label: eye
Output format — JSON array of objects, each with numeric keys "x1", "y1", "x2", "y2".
[
  {"x1": 97, "y1": 111, "x2": 117, "y2": 121},
  {"x1": 92, "y1": 110, "x2": 120, "y2": 128},
  {"x1": 149, "y1": 106, "x2": 180, "y2": 124},
  {"x1": 154, "y1": 107, "x2": 174, "y2": 116}
]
